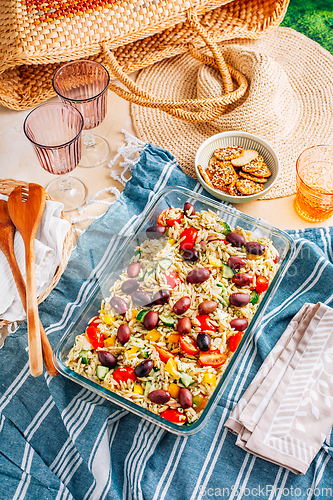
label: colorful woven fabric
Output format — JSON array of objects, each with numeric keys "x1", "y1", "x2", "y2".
[{"x1": 1, "y1": 143, "x2": 333, "y2": 499}]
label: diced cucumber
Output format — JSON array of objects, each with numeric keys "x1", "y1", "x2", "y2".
[
  {"x1": 222, "y1": 222, "x2": 231, "y2": 234},
  {"x1": 222, "y1": 263, "x2": 234, "y2": 279},
  {"x1": 96, "y1": 365, "x2": 109, "y2": 380},
  {"x1": 136, "y1": 269, "x2": 145, "y2": 281},
  {"x1": 134, "y1": 248, "x2": 142, "y2": 257},
  {"x1": 136, "y1": 309, "x2": 149, "y2": 322},
  {"x1": 79, "y1": 350, "x2": 89, "y2": 364},
  {"x1": 158, "y1": 258, "x2": 172, "y2": 271},
  {"x1": 146, "y1": 264, "x2": 156, "y2": 275},
  {"x1": 160, "y1": 314, "x2": 175, "y2": 327},
  {"x1": 250, "y1": 290, "x2": 260, "y2": 305},
  {"x1": 219, "y1": 290, "x2": 230, "y2": 307},
  {"x1": 180, "y1": 372, "x2": 194, "y2": 387},
  {"x1": 144, "y1": 381, "x2": 152, "y2": 398}
]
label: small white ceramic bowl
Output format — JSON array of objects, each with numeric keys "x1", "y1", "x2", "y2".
[{"x1": 195, "y1": 131, "x2": 280, "y2": 203}]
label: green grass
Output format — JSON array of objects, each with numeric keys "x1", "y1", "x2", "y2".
[{"x1": 281, "y1": 0, "x2": 333, "y2": 54}]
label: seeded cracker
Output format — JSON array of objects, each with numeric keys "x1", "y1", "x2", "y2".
[
  {"x1": 236, "y1": 179, "x2": 265, "y2": 195},
  {"x1": 213, "y1": 145, "x2": 244, "y2": 161},
  {"x1": 228, "y1": 180, "x2": 243, "y2": 196},
  {"x1": 243, "y1": 161, "x2": 272, "y2": 178},
  {"x1": 207, "y1": 158, "x2": 237, "y2": 188},
  {"x1": 242, "y1": 155, "x2": 265, "y2": 173},
  {"x1": 239, "y1": 171, "x2": 268, "y2": 183}
]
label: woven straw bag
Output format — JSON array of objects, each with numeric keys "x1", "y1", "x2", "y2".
[
  {"x1": 0, "y1": 0, "x2": 289, "y2": 114},
  {"x1": 0, "y1": 179, "x2": 73, "y2": 327}
]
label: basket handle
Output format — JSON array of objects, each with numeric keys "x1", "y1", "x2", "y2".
[{"x1": 101, "y1": 10, "x2": 248, "y2": 123}]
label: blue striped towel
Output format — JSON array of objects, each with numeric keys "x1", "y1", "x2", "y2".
[{"x1": 1, "y1": 142, "x2": 333, "y2": 500}]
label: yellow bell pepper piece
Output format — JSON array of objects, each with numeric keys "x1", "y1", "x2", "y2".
[
  {"x1": 169, "y1": 239, "x2": 176, "y2": 245},
  {"x1": 204, "y1": 373, "x2": 217, "y2": 386},
  {"x1": 133, "y1": 383, "x2": 144, "y2": 394},
  {"x1": 165, "y1": 358, "x2": 180, "y2": 379},
  {"x1": 131, "y1": 309, "x2": 138, "y2": 319},
  {"x1": 104, "y1": 336, "x2": 117, "y2": 347},
  {"x1": 168, "y1": 382, "x2": 180, "y2": 399},
  {"x1": 208, "y1": 256, "x2": 221, "y2": 267},
  {"x1": 145, "y1": 330, "x2": 161, "y2": 342},
  {"x1": 103, "y1": 314, "x2": 115, "y2": 325},
  {"x1": 167, "y1": 334, "x2": 180, "y2": 344},
  {"x1": 126, "y1": 347, "x2": 140, "y2": 359}
]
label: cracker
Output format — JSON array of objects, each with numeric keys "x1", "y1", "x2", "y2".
[
  {"x1": 198, "y1": 164, "x2": 215, "y2": 188},
  {"x1": 243, "y1": 161, "x2": 272, "y2": 178},
  {"x1": 214, "y1": 145, "x2": 244, "y2": 161},
  {"x1": 239, "y1": 171, "x2": 268, "y2": 183},
  {"x1": 207, "y1": 158, "x2": 238, "y2": 187},
  {"x1": 231, "y1": 149, "x2": 259, "y2": 167},
  {"x1": 228, "y1": 181, "x2": 243, "y2": 197},
  {"x1": 236, "y1": 179, "x2": 265, "y2": 195},
  {"x1": 241, "y1": 155, "x2": 265, "y2": 172}
]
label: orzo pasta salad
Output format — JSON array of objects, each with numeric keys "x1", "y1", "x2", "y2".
[{"x1": 66, "y1": 203, "x2": 279, "y2": 426}]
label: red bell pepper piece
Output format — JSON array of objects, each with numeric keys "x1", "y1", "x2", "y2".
[{"x1": 228, "y1": 332, "x2": 243, "y2": 352}]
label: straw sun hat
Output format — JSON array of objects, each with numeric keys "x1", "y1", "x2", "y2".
[{"x1": 131, "y1": 27, "x2": 333, "y2": 199}]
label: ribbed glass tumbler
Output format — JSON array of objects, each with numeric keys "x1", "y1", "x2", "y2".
[
  {"x1": 53, "y1": 60, "x2": 110, "y2": 168},
  {"x1": 24, "y1": 102, "x2": 87, "y2": 212}
]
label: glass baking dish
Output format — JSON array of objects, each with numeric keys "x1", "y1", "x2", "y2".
[{"x1": 54, "y1": 186, "x2": 295, "y2": 435}]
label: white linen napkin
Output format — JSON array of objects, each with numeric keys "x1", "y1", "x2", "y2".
[
  {"x1": 0, "y1": 194, "x2": 71, "y2": 322},
  {"x1": 225, "y1": 302, "x2": 333, "y2": 474}
]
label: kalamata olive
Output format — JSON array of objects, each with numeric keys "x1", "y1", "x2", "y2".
[
  {"x1": 153, "y1": 289, "x2": 171, "y2": 305},
  {"x1": 110, "y1": 296, "x2": 128, "y2": 315},
  {"x1": 232, "y1": 273, "x2": 254, "y2": 287},
  {"x1": 179, "y1": 388, "x2": 193, "y2": 409},
  {"x1": 173, "y1": 296, "x2": 191, "y2": 315},
  {"x1": 183, "y1": 249, "x2": 199, "y2": 262},
  {"x1": 230, "y1": 318, "x2": 248, "y2": 331},
  {"x1": 127, "y1": 262, "x2": 141, "y2": 278},
  {"x1": 148, "y1": 389, "x2": 171, "y2": 404},
  {"x1": 245, "y1": 241, "x2": 265, "y2": 255},
  {"x1": 134, "y1": 359, "x2": 154, "y2": 378},
  {"x1": 229, "y1": 293, "x2": 250, "y2": 307},
  {"x1": 143, "y1": 311, "x2": 159, "y2": 330},
  {"x1": 98, "y1": 351, "x2": 117, "y2": 369},
  {"x1": 196, "y1": 333, "x2": 211, "y2": 351},
  {"x1": 186, "y1": 268, "x2": 210, "y2": 284},
  {"x1": 177, "y1": 317, "x2": 192, "y2": 335},
  {"x1": 228, "y1": 256, "x2": 247, "y2": 270},
  {"x1": 226, "y1": 232, "x2": 245, "y2": 247},
  {"x1": 131, "y1": 290, "x2": 152, "y2": 307},
  {"x1": 198, "y1": 300, "x2": 218, "y2": 315},
  {"x1": 146, "y1": 225, "x2": 166, "y2": 239},
  {"x1": 121, "y1": 279, "x2": 140, "y2": 294},
  {"x1": 184, "y1": 202, "x2": 195, "y2": 217},
  {"x1": 117, "y1": 324, "x2": 131, "y2": 344}
]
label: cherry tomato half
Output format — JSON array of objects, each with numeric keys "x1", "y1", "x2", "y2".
[
  {"x1": 199, "y1": 350, "x2": 227, "y2": 367},
  {"x1": 180, "y1": 228, "x2": 198, "y2": 251},
  {"x1": 113, "y1": 367, "x2": 136, "y2": 384},
  {"x1": 273, "y1": 256, "x2": 278, "y2": 264},
  {"x1": 192, "y1": 394, "x2": 208, "y2": 413},
  {"x1": 256, "y1": 275, "x2": 269, "y2": 294},
  {"x1": 155, "y1": 345, "x2": 175, "y2": 364},
  {"x1": 229, "y1": 332, "x2": 243, "y2": 352},
  {"x1": 86, "y1": 322, "x2": 104, "y2": 350},
  {"x1": 179, "y1": 335, "x2": 199, "y2": 355},
  {"x1": 157, "y1": 209, "x2": 184, "y2": 227},
  {"x1": 160, "y1": 408, "x2": 187, "y2": 424},
  {"x1": 165, "y1": 271, "x2": 183, "y2": 290},
  {"x1": 196, "y1": 314, "x2": 217, "y2": 332}
]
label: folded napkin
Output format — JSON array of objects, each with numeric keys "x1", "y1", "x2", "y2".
[
  {"x1": 0, "y1": 194, "x2": 71, "y2": 322},
  {"x1": 225, "y1": 302, "x2": 333, "y2": 474}
]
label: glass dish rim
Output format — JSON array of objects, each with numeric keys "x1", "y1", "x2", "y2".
[{"x1": 54, "y1": 185, "x2": 295, "y2": 435}]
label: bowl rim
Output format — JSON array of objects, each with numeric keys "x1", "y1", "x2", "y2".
[{"x1": 195, "y1": 131, "x2": 281, "y2": 201}]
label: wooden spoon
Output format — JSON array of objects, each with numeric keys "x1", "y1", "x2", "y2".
[
  {"x1": 0, "y1": 200, "x2": 58, "y2": 377},
  {"x1": 7, "y1": 184, "x2": 46, "y2": 377}
]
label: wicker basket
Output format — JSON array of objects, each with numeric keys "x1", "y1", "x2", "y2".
[
  {"x1": 0, "y1": 0, "x2": 289, "y2": 111},
  {"x1": 0, "y1": 179, "x2": 73, "y2": 326}
]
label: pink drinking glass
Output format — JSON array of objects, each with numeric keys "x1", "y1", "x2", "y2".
[
  {"x1": 53, "y1": 60, "x2": 110, "y2": 168},
  {"x1": 24, "y1": 102, "x2": 87, "y2": 212}
]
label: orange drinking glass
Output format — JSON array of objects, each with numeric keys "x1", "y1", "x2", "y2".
[{"x1": 295, "y1": 145, "x2": 333, "y2": 222}]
